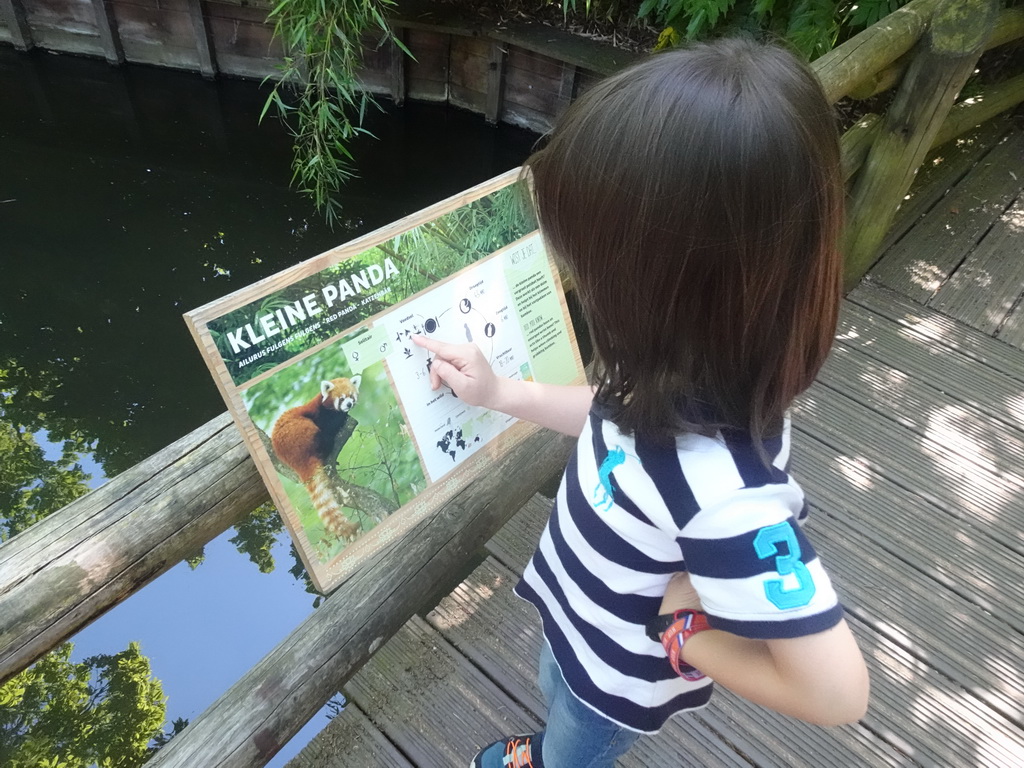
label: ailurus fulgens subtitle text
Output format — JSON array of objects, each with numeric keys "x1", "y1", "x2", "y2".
[{"x1": 271, "y1": 376, "x2": 362, "y2": 543}]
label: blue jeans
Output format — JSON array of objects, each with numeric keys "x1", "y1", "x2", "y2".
[{"x1": 538, "y1": 641, "x2": 641, "y2": 767}]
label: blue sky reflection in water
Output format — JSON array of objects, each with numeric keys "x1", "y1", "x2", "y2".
[{"x1": 0, "y1": 46, "x2": 536, "y2": 764}]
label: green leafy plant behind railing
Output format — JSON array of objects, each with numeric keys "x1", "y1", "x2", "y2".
[
  {"x1": 261, "y1": 0, "x2": 409, "y2": 227},
  {"x1": 557, "y1": 0, "x2": 911, "y2": 59}
]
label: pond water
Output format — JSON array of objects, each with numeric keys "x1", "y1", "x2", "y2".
[{"x1": 0, "y1": 45, "x2": 536, "y2": 765}]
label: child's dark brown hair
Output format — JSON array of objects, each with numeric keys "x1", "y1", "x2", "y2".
[{"x1": 525, "y1": 37, "x2": 844, "y2": 446}]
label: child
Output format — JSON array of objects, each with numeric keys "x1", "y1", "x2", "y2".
[{"x1": 414, "y1": 36, "x2": 869, "y2": 768}]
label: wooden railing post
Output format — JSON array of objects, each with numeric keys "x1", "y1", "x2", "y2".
[
  {"x1": 842, "y1": 0, "x2": 999, "y2": 290},
  {"x1": 812, "y1": 0, "x2": 941, "y2": 104}
]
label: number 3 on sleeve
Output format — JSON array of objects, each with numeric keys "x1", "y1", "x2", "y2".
[{"x1": 753, "y1": 522, "x2": 816, "y2": 609}]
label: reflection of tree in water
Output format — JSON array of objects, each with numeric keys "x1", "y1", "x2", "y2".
[{"x1": 0, "y1": 383, "x2": 187, "y2": 764}]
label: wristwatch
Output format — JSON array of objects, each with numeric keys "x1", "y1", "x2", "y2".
[
  {"x1": 647, "y1": 609, "x2": 711, "y2": 681},
  {"x1": 643, "y1": 614, "x2": 708, "y2": 643}
]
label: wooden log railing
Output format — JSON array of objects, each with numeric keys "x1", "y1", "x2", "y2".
[
  {"x1": 2, "y1": 0, "x2": 1024, "y2": 763},
  {"x1": 0, "y1": 413, "x2": 268, "y2": 687},
  {"x1": 843, "y1": 0, "x2": 1001, "y2": 287}
]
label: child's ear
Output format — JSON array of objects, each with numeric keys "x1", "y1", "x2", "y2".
[{"x1": 351, "y1": 374, "x2": 362, "y2": 390}]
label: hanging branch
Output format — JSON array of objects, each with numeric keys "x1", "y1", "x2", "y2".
[{"x1": 261, "y1": 0, "x2": 411, "y2": 227}]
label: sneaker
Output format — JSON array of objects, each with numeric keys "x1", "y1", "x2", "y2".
[{"x1": 469, "y1": 732, "x2": 544, "y2": 768}]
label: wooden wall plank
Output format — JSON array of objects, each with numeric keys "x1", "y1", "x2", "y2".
[
  {"x1": 90, "y1": 0, "x2": 122, "y2": 64},
  {"x1": 390, "y1": 27, "x2": 406, "y2": 106},
  {"x1": 447, "y1": 34, "x2": 489, "y2": 114},
  {"x1": 205, "y1": 3, "x2": 278, "y2": 78},
  {"x1": 110, "y1": 0, "x2": 202, "y2": 71},
  {"x1": 355, "y1": 35, "x2": 391, "y2": 95},
  {"x1": 405, "y1": 28, "x2": 448, "y2": 102},
  {"x1": 187, "y1": 0, "x2": 216, "y2": 78},
  {"x1": 0, "y1": 0, "x2": 33, "y2": 50},
  {"x1": 557, "y1": 60, "x2": 576, "y2": 116},
  {"x1": 484, "y1": 40, "x2": 505, "y2": 124}
]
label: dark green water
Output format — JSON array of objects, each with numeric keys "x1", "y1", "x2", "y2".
[{"x1": 0, "y1": 46, "x2": 537, "y2": 477}]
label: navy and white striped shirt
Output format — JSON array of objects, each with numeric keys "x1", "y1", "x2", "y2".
[{"x1": 515, "y1": 408, "x2": 843, "y2": 733}]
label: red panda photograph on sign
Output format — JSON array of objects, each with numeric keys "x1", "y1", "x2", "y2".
[{"x1": 184, "y1": 170, "x2": 585, "y2": 593}]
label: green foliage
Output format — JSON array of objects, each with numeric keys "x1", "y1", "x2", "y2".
[
  {"x1": 288, "y1": 542, "x2": 325, "y2": 606},
  {"x1": 0, "y1": 643, "x2": 168, "y2": 768},
  {"x1": 0, "y1": 371, "x2": 92, "y2": 541},
  {"x1": 229, "y1": 502, "x2": 286, "y2": 573},
  {"x1": 637, "y1": 0, "x2": 908, "y2": 59},
  {"x1": 262, "y1": 0, "x2": 409, "y2": 226},
  {"x1": 843, "y1": 0, "x2": 902, "y2": 28},
  {"x1": 561, "y1": 0, "x2": 631, "y2": 22}
]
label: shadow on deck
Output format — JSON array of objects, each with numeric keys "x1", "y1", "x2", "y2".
[{"x1": 290, "y1": 118, "x2": 1024, "y2": 767}]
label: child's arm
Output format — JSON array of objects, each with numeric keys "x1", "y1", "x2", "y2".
[
  {"x1": 660, "y1": 573, "x2": 869, "y2": 727},
  {"x1": 412, "y1": 335, "x2": 594, "y2": 437}
]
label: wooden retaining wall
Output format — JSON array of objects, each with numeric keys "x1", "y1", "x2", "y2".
[{"x1": 0, "y1": 0, "x2": 639, "y2": 134}]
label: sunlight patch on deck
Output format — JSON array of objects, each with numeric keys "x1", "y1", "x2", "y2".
[
  {"x1": 905, "y1": 260, "x2": 947, "y2": 295},
  {"x1": 1006, "y1": 393, "x2": 1024, "y2": 430},
  {"x1": 835, "y1": 454, "x2": 875, "y2": 490},
  {"x1": 924, "y1": 405, "x2": 1002, "y2": 482}
]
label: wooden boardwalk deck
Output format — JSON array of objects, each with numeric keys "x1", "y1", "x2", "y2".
[{"x1": 289, "y1": 119, "x2": 1024, "y2": 768}]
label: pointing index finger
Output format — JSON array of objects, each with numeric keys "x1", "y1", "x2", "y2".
[{"x1": 411, "y1": 334, "x2": 441, "y2": 353}]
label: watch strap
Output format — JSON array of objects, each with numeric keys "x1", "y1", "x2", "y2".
[{"x1": 659, "y1": 610, "x2": 710, "y2": 681}]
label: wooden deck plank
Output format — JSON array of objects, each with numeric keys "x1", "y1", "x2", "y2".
[
  {"x1": 694, "y1": 687, "x2": 909, "y2": 768},
  {"x1": 812, "y1": 515, "x2": 1024, "y2": 766},
  {"x1": 869, "y1": 129, "x2": 1024, "y2": 303},
  {"x1": 836, "y1": 296, "x2": 1024, "y2": 430},
  {"x1": 287, "y1": 700, "x2": 414, "y2": 767},
  {"x1": 344, "y1": 616, "x2": 542, "y2": 768},
  {"x1": 844, "y1": 615, "x2": 1024, "y2": 768},
  {"x1": 793, "y1": 382, "x2": 1024, "y2": 553},
  {"x1": 791, "y1": 428, "x2": 1024, "y2": 635},
  {"x1": 485, "y1": 492, "x2": 550, "y2": 574},
  {"x1": 1000, "y1": 295, "x2": 1024, "y2": 349},
  {"x1": 880, "y1": 117, "x2": 1014, "y2": 253},
  {"x1": 821, "y1": 339, "x2": 1024, "y2": 474},
  {"x1": 928, "y1": 195, "x2": 1024, "y2": 334},
  {"x1": 809, "y1": 507, "x2": 1024, "y2": 732},
  {"x1": 427, "y1": 554, "x2": 750, "y2": 768},
  {"x1": 848, "y1": 281, "x2": 1024, "y2": 383},
  {"x1": 425, "y1": 557, "x2": 546, "y2": 719}
]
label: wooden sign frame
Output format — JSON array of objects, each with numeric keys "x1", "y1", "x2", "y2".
[{"x1": 184, "y1": 169, "x2": 585, "y2": 593}]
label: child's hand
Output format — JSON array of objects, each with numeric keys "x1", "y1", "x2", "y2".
[
  {"x1": 412, "y1": 335, "x2": 502, "y2": 409},
  {"x1": 660, "y1": 572, "x2": 703, "y2": 615}
]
